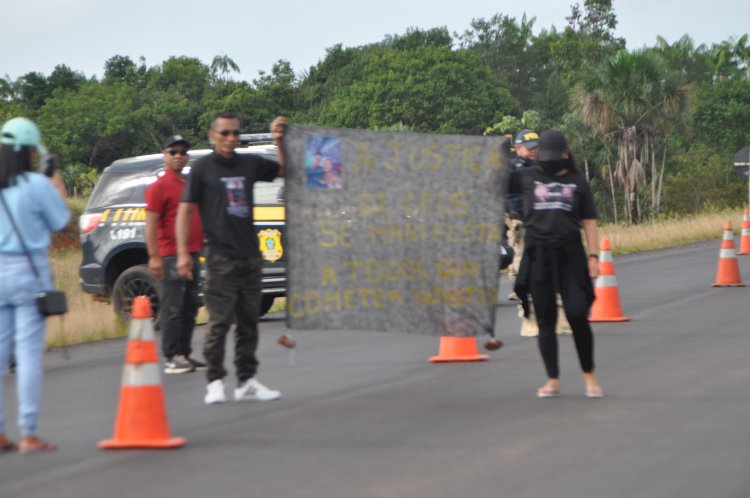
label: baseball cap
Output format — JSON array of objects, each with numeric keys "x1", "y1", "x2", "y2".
[
  {"x1": 163, "y1": 135, "x2": 191, "y2": 149},
  {"x1": 0, "y1": 117, "x2": 48, "y2": 155},
  {"x1": 514, "y1": 129, "x2": 539, "y2": 149},
  {"x1": 536, "y1": 130, "x2": 569, "y2": 162}
]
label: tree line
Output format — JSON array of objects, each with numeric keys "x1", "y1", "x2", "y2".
[{"x1": 1, "y1": 1, "x2": 749, "y2": 223}]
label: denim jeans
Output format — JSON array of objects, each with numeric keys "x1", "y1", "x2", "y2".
[
  {"x1": 203, "y1": 249, "x2": 262, "y2": 383},
  {"x1": 158, "y1": 254, "x2": 199, "y2": 359},
  {"x1": 0, "y1": 252, "x2": 52, "y2": 437}
]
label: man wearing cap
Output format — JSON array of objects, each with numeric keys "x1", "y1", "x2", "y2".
[
  {"x1": 506, "y1": 129, "x2": 539, "y2": 299},
  {"x1": 145, "y1": 135, "x2": 206, "y2": 374}
]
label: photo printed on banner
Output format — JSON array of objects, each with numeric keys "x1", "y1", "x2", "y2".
[{"x1": 305, "y1": 135, "x2": 343, "y2": 190}]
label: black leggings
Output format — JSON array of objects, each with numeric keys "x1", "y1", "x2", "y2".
[{"x1": 529, "y1": 242, "x2": 594, "y2": 378}]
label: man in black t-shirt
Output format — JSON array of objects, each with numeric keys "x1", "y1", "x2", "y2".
[{"x1": 176, "y1": 111, "x2": 286, "y2": 405}]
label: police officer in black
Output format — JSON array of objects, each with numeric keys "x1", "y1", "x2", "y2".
[{"x1": 506, "y1": 129, "x2": 539, "y2": 299}]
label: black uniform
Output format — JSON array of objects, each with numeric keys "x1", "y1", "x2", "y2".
[{"x1": 509, "y1": 165, "x2": 597, "y2": 378}]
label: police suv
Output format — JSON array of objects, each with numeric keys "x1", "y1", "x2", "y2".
[{"x1": 78, "y1": 135, "x2": 286, "y2": 321}]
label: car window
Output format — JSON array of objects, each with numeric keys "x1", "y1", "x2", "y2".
[
  {"x1": 87, "y1": 171, "x2": 157, "y2": 208},
  {"x1": 254, "y1": 177, "x2": 285, "y2": 206}
]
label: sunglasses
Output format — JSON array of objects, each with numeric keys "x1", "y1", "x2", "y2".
[
  {"x1": 217, "y1": 129, "x2": 241, "y2": 137},
  {"x1": 167, "y1": 149, "x2": 189, "y2": 156}
]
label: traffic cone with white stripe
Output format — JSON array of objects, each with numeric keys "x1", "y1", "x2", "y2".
[
  {"x1": 737, "y1": 208, "x2": 750, "y2": 255},
  {"x1": 99, "y1": 296, "x2": 186, "y2": 449},
  {"x1": 589, "y1": 238, "x2": 631, "y2": 322},
  {"x1": 712, "y1": 221, "x2": 745, "y2": 287}
]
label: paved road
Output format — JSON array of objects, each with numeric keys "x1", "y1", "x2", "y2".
[{"x1": 3, "y1": 239, "x2": 750, "y2": 498}]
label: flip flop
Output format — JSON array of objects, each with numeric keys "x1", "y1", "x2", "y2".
[
  {"x1": 19, "y1": 441, "x2": 57, "y2": 454},
  {"x1": 536, "y1": 386, "x2": 561, "y2": 398},
  {"x1": 585, "y1": 386, "x2": 605, "y2": 398}
]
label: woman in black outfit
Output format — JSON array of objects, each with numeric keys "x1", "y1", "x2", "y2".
[{"x1": 509, "y1": 130, "x2": 604, "y2": 398}]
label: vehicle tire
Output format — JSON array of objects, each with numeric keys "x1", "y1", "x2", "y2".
[
  {"x1": 259, "y1": 295, "x2": 275, "y2": 317},
  {"x1": 112, "y1": 265, "x2": 162, "y2": 322}
]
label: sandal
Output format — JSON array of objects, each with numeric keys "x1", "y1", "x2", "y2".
[
  {"x1": 19, "y1": 437, "x2": 57, "y2": 454},
  {"x1": 0, "y1": 439, "x2": 18, "y2": 453},
  {"x1": 536, "y1": 385, "x2": 561, "y2": 398},
  {"x1": 585, "y1": 386, "x2": 604, "y2": 398}
]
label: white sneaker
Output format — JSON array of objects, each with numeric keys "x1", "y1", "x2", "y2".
[
  {"x1": 234, "y1": 377, "x2": 281, "y2": 401},
  {"x1": 204, "y1": 379, "x2": 226, "y2": 404}
]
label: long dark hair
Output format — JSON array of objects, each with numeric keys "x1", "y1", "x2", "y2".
[{"x1": 0, "y1": 144, "x2": 33, "y2": 189}]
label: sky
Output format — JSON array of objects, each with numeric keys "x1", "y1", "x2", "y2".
[{"x1": 2, "y1": 0, "x2": 749, "y2": 82}]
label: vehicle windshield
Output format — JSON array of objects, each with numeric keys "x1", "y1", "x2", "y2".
[
  {"x1": 87, "y1": 171, "x2": 157, "y2": 208},
  {"x1": 255, "y1": 177, "x2": 285, "y2": 205}
]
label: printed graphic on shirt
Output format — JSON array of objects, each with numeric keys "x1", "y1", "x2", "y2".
[
  {"x1": 221, "y1": 176, "x2": 250, "y2": 218},
  {"x1": 533, "y1": 181, "x2": 577, "y2": 212}
]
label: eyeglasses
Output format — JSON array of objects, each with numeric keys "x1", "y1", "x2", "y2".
[
  {"x1": 217, "y1": 129, "x2": 241, "y2": 137},
  {"x1": 167, "y1": 149, "x2": 189, "y2": 156}
]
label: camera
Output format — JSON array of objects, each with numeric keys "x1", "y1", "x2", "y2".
[{"x1": 41, "y1": 154, "x2": 57, "y2": 177}]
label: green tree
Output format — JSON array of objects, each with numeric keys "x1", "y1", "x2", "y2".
[
  {"x1": 691, "y1": 79, "x2": 750, "y2": 154},
  {"x1": 103, "y1": 55, "x2": 147, "y2": 86},
  {"x1": 36, "y1": 81, "x2": 139, "y2": 168},
  {"x1": 650, "y1": 35, "x2": 712, "y2": 86},
  {"x1": 206, "y1": 60, "x2": 299, "y2": 135},
  {"x1": 708, "y1": 35, "x2": 750, "y2": 81},
  {"x1": 312, "y1": 45, "x2": 516, "y2": 133},
  {"x1": 550, "y1": 0, "x2": 624, "y2": 88},
  {"x1": 577, "y1": 50, "x2": 690, "y2": 222},
  {"x1": 15, "y1": 71, "x2": 50, "y2": 109},
  {"x1": 661, "y1": 145, "x2": 746, "y2": 213},
  {"x1": 210, "y1": 54, "x2": 241, "y2": 82}
]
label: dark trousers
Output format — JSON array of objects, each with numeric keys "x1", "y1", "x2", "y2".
[
  {"x1": 528, "y1": 241, "x2": 595, "y2": 378},
  {"x1": 203, "y1": 249, "x2": 263, "y2": 383},
  {"x1": 159, "y1": 254, "x2": 199, "y2": 359}
]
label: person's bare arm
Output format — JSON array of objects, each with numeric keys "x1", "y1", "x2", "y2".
[
  {"x1": 270, "y1": 116, "x2": 286, "y2": 177},
  {"x1": 175, "y1": 202, "x2": 197, "y2": 279},
  {"x1": 145, "y1": 211, "x2": 163, "y2": 280},
  {"x1": 582, "y1": 218, "x2": 600, "y2": 279}
]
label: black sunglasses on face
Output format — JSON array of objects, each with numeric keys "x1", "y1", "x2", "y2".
[
  {"x1": 217, "y1": 129, "x2": 241, "y2": 137},
  {"x1": 167, "y1": 149, "x2": 189, "y2": 156}
]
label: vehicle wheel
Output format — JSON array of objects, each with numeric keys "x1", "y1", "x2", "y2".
[
  {"x1": 259, "y1": 295, "x2": 275, "y2": 317},
  {"x1": 112, "y1": 265, "x2": 162, "y2": 322}
]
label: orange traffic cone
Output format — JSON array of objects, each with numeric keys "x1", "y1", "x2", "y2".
[
  {"x1": 712, "y1": 221, "x2": 745, "y2": 287},
  {"x1": 589, "y1": 238, "x2": 631, "y2": 322},
  {"x1": 99, "y1": 296, "x2": 186, "y2": 449},
  {"x1": 738, "y1": 208, "x2": 750, "y2": 255},
  {"x1": 429, "y1": 337, "x2": 489, "y2": 363}
]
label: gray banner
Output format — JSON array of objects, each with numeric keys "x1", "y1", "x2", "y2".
[{"x1": 283, "y1": 125, "x2": 510, "y2": 336}]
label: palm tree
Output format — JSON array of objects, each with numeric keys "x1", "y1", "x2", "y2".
[
  {"x1": 577, "y1": 50, "x2": 689, "y2": 222},
  {"x1": 210, "y1": 55, "x2": 240, "y2": 82},
  {"x1": 708, "y1": 35, "x2": 750, "y2": 81}
]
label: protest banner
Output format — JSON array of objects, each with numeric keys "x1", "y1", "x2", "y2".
[{"x1": 282, "y1": 125, "x2": 510, "y2": 336}]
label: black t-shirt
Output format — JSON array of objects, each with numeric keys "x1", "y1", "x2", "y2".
[
  {"x1": 506, "y1": 155, "x2": 532, "y2": 217},
  {"x1": 508, "y1": 166, "x2": 597, "y2": 244},
  {"x1": 183, "y1": 151, "x2": 279, "y2": 258}
]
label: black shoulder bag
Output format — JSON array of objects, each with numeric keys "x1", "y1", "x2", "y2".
[{"x1": 0, "y1": 191, "x2": 68, "y2": 316}]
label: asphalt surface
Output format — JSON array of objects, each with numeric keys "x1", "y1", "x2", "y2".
[{"x1": 3, "y1": 239, "x2": 750, "y2": 498}]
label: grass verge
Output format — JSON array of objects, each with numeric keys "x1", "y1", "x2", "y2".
[
  {"x1": 600, "y1": 208, "x2": 744, "y2": 255},
  {"x1": 47, "y1": 248, "x2": 128, "y2": 348}
]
